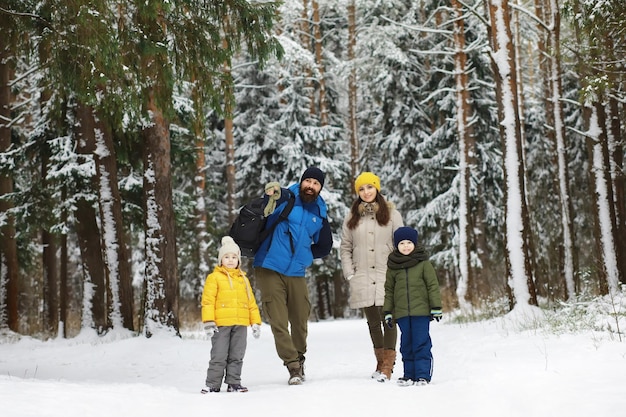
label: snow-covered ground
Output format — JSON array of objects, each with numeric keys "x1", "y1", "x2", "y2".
[{"x1": 1, "y1": 307, "x2": 624, "y2": 417}]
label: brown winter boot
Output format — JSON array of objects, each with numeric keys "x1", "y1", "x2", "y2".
[
  {"x1": 372, "y1": 348, "x2": 384, "y2": 379},
  {"x1": 376, "y1": 349, "x2": 396, "y2": 382},
  {"x1": 287, "y1": 361, "x2": 304, "y2": 385}
]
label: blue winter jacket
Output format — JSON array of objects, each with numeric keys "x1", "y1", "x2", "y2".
[{"x1": 253, "y1": 183, "x2": 333, "y2": 277}]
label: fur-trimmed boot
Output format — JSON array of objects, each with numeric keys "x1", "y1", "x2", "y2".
[
  {"x1": 371, "y1": 348, "x2": 385, "y2": 379},
  {"x1": 376, "y1": 349, "x2": 396, "y2": 382}
]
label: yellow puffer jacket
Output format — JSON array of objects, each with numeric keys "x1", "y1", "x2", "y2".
[{"x1": 201, "y1": 265, "x2": 262, "y2": 327}]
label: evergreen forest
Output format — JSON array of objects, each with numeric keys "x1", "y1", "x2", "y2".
[{"x1": 0, "y1": 0, "x2": 625, "y2": 338}]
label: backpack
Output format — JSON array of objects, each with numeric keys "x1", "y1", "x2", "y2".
[{"x1": 229, "y1": 191, "x2": 296, "y2": 258}]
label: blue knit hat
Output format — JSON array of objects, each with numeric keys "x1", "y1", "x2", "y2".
[
  {"x1": 301, "y1": 166, "x2": 325, "y2": 188},
  {"x1": 393, "y1": 227, "x2": 419, "y2": 248}
]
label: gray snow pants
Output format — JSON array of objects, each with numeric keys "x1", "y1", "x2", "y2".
[{"x1": 205, "y1": 325, "x2": 247, "y2": 389}]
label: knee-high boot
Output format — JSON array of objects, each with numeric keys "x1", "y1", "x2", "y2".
[
  {"x1": 372, "y1": 348, "x2": 384, "y2": 379},
  {"x1": 376, "y1": 349, "x2": 396, "y2": 382}
]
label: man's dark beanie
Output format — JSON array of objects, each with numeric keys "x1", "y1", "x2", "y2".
[{"x1": 301, "y1": 166, "x2": 325, "y2": 188}]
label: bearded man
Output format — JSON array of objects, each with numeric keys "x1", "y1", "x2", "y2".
[{"x1": 253, "y1": 166, "x2": 333, "y2": 385}]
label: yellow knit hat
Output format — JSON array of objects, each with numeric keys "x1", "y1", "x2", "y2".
[{"x1": 354, "y1": 172, "x2": 381, "y2": 193}]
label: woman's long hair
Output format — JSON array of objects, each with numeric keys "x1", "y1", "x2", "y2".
[{"x1": 346, "y1": 192, "x2": 391, "y2": 230}]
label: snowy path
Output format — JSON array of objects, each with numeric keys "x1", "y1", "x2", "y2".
[{"x1": 1, "y1": 318, "x2": 625, "y2": 417}]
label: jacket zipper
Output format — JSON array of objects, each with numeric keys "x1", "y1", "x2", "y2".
[{"x1": 404, "y1": 268, "x2": 412, "y2": 316}]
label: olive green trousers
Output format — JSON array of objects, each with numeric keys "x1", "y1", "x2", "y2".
[
  {"x1": 255, "y1": 267, "x2": 310, "y2": 366},
  {"x1": 363, "y1": 305, "x2": 397, "y2": 350}
]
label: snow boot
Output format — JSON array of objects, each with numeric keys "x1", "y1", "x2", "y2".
[
  {"x1": 299, "y1": 355, "x2": 306, "y2": 381},
  {"x1": 376, "y1": 349, "x2": 396, "y2": 382},
  {"x1": 227, "y1": 384, "x2": 249, "y2": 392},
  {"x1": 287, "y1": 361, "x2": 304, "y2": 385},
  {"x1": 397, "y1": 377, "x2": 414, "y2": 387},
  {"x1": 371, "y1": 348, "x2": 384, "y2": 379}
]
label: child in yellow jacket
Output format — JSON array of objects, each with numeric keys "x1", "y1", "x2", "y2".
[{"x1": 201, "y1": 236, "x2": 262, "y2": 394}]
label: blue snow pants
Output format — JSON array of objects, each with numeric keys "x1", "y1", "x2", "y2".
[{"x1": 396, "y1": 316, "x2": 433, "y2": 381}]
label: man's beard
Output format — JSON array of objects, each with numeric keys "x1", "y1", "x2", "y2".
[{"x1": 300, "y1": 186, "x2": 320, "y2": 204}]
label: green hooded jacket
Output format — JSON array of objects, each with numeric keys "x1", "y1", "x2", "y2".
[{"x1": 383, "y1": 245, "x2": 442, "y2": 318}]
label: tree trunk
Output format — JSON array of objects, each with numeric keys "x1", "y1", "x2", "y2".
[
  {"x1": 347, "y1": 0, "x2": 359, "y2": 179},
  {"x1": 581, "y1": 106, "x2": 607, "y2": 293},
  {"x1": 41, "y1": 148, "x2": 59, "y2": 336},
  {"x1": 60, "y1": 186, "x2": 68, "y2": 338},
  {"x1": 547, "y1": 0, "x2": 576, "y2": 299},
  {"x1": 132, "y1": 0, "x2": 179, "y2": 337},
  {"x1": 607, "y1": 95, "x2": 626, "y2": 284},
  {"x1": 300, "y1": 0, "x2": 315, "y2": 116},
  {"x1": 74, "y1": 105, "x2": 109, "y2": 333},
  {"x1": 486, "y1": 0, "x2": 537, "y2": 307},
  {"x1": 142, "y1": 92, "x2": 180, "y2": 336},
  {"x1": 75, "y1": 198, "x2": 109, "y2": 332},
  {"x1": 0, "y1": 41, "x2": 19, "y2": 332},
  {"x1": 92, "y1": 111, "x2": 134, "y2": 331},
  {"x1": 452, "y1": 0, "x2": 474, "y2": 311},
  {"x1": 222, "y1": 36, "x2": 237, "y2": 226},
  {"x1": 588, "y1": 102, "x2": 620, "y2": 294},
  {"x1": 312, "y1": 0, "x2": 329, "y2": 126},
  {"x1": 191, "y1": 75, "x2": 210, "y2": 278}
]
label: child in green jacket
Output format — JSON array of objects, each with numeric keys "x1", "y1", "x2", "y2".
[{"x1": 383, "y1": 227, "x2": 442, "y2": 386}]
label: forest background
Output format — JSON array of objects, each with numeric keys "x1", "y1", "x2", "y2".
[{"x1": 0, "y1": 0, "x2": 624, "y2": 339}]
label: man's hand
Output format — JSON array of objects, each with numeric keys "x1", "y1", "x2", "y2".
[{"x1": 264, "y1": 182, "x2": 281, "y2": 216}]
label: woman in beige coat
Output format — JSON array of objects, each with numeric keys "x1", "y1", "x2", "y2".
[{"x1": 340, "y1": 172, "x2": 403, "y2": 382}]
